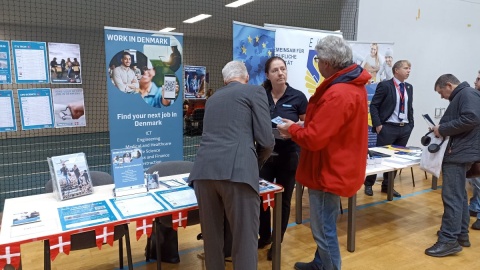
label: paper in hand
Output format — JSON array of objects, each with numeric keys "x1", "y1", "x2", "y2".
[{"x1": 271, "y1": 116, "x2": 285, "y2": 125}]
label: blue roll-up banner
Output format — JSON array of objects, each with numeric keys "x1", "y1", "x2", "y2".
[
  {"x1": 233, "y1": 21, "x2": 275, "y2": 86},
  {"x1": 104, "y1": 27, "x2": 184, "y2": 170}
]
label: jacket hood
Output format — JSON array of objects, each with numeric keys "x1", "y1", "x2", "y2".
[{"x1": 312, "y1": 64, "x2": 371, "y2": 101}]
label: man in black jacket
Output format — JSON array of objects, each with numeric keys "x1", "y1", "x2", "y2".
[
  {"x1": 425, "y1": 74, "x2": 480, "y2": 257},
  {"x1": 364, "y1": 60, "x2": 414, "y2": 197}
]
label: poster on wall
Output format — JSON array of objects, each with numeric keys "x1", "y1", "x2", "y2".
[
  {"x1": 264, "y1": 24, "x2": 342, "y2": 99},
  {"x1": 233, "y1": 21, "x2": 275, "y2": 86},
  {"x1": 0, "y1": 40, "x2": 12, "y2": 84},
  {"x1": 349, "y1": 41, "x2": 395, "y2": 147},
  {"x1": 12, "y1": 41, "x2": 49, "y2": 84},
  {"x1": 51, "y1": 88, "x2": 86, "y2": 128},
  {"x1": 184, "y1": 65, "x2": 206, "y2": 99},
  {"x1": 0, "y1": 90, "x2": 17, "y2": 132},
  {"x1": 48, "y1": 43, "x2": 82, "y2": 84},
  {"x1": 17, "y1": 88, "x2": 54, "y2": 130},
  {"x1": 104, "y1": 26, "x2": 184, "y2": 170}
]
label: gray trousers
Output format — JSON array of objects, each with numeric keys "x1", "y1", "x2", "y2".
[{"x1": 194, "y1": 180, "x2": 260, "y2": 270}]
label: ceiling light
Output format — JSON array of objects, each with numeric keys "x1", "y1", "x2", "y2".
[
  {"x1": 159, "y1": 27, "x2": 176, "y2": 32},
  {"x1": 183, "y1": 14, "x2": 212, "y2": 24},
  {"x1": 225, "y1": 0, "x2": 254, "y2": 8}
]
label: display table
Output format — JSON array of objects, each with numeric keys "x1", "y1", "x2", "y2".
[
  {"x1": 0, "y1": 175, "x2": 284, "y2": 270},
  {"x1": 294, "y1": 146, "x2": 423, "y2": 252}
]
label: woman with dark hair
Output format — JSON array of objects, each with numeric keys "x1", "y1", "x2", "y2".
[{"x1": 259, "y1": 56, "x2": 308, "y2": 260}]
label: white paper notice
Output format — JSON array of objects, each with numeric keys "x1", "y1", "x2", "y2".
[
  {"x1": 111, "y1": 194, "x2": 166, "y2": 218},
  {"x1": 159, "y1": 188, "x2": 197, "y2": 208},
  {"x1": 20, "y1": 95, "x2": 53, "y2": 126},
  {"x1": 15, "y1": 48, "x2": 47, "y2": 81},
  {"x1": 0, "y1": 96, "x2": 14, "y2": 128}
]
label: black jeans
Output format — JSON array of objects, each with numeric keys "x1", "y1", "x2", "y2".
[
  {"x1": 259, "y1": 151, "x2": 298, "y2": 242},
  {"x1": 365, "y1": 123, "x2": 412, "y2": 187}
]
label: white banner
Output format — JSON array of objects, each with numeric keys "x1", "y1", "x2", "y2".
[{"x1": 264, "y1": 24, "x2": 342, "y2": 99}]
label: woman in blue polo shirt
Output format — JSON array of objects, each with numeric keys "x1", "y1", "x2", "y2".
[{"x1": 259, "y1": 56, "x2": 308, "y2": 260}]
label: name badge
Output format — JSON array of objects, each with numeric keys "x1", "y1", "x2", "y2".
[
  {"x1": 399, "y1": 112, "x2": 406, "y2": 120},
  {"x1": 282, "y1": 104, "x2": 292, "y2": 108}
]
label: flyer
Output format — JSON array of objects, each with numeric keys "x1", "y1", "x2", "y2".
[
  {"x1": 57, "y1": 200, "x2": 117, "y2": 231},
  {"x1": 109, "y1": 193, "x2": 167, "y2": 219}
]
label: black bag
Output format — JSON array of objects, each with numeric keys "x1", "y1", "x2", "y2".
[
  {"x1": 146, "y1": 222, "x2": 180, "y2": 263},
  {"x1": 467, "y1": 162, "x2": 480, "y2": 178}
]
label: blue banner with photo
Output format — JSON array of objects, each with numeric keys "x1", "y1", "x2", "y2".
[
  {"x1": 233, "y1": 21, "x2": 275, "y2": 86},
  {"x1": 104, "y1": 27, "x2": 184, "y2": 170}
]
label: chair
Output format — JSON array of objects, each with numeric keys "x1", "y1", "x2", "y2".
[
  {"x1": 144, "y1": 161, "x2": 200, "y2": 264},
  {"x1": 44, "y1": 171, "x2": 133, "y2": 269}
]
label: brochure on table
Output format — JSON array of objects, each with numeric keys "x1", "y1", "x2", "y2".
[
  {"x1": 57, "y1": 200, "x2": 117, "y2": 231},
  {"x1": 47, "y1": 152, "x2": 94, "y2": 201},
  {"x1": 111, "y1": 148, "x2": 147, "y2": 197},
  {"x1": 109, "y1": 193, "x2": 167, "y2": 219}
]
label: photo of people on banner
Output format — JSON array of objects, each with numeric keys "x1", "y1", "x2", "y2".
[
  {"x1": 349, "y1": 42, "x2": 394, "y2": 147},
  {"x1": 108, "y1": 49, "x2": 180, "y2": 108},
  {"x1": 184, "y1": 65, "x2": 207, "y2": 99}
]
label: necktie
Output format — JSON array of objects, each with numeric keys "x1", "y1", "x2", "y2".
[{"x1": 399, "y1": 82, "x2": 405, "y2": 120}]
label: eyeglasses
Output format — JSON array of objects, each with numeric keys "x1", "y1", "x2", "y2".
[{"x1": 313, "y1": 56, "x2": 319, "y2": 63}]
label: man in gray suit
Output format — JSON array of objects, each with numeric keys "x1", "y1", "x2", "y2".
[{"x1": 188, "y1": 61, "x2": 274, "y2": 270}]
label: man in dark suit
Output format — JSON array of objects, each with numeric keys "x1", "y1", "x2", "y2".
[
  {"x1": 365, "y1": 60, "x2": 414, "y2": 197},
  {"x1": 188, "y1": 61, "x2": 274, "y2": 270}
]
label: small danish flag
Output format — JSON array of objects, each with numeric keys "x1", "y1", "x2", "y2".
[
  {"x1": 171, "y1": 211, "x2": 188, "y2": 230},
  {"x1": 49, "y1": 234, "x2": 71, "y2": 261},
  {"x1": 95, "y1": 225, "x2": 115, "y2": 249},
  {"x1": 262, "y1": 192, "x2": 276, "y2": 211},
  {"x1": 136, "y1": 218, "x2": 153, "y2": 240},
  {"x1": 0, "y1": 244, "x2": 21, "y2": 269}
]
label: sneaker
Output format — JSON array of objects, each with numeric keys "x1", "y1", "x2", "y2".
[
  {"x1": 472, "y1": 219, "x2": 480, "y2": 230},
  {"x1": 425, "y1": 241, "x2": 462, "y2": 257}
]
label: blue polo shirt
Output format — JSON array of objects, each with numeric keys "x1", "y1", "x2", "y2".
[{"x1": 267, "y1": 84, "x2": 308, "y2": 153}]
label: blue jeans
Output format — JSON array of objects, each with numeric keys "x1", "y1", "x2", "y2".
[
  {"x1": 438, "y1": 162, "x2": 470, "y2": 243},
  {"x1": 467, "y1": 177, "x2": 480, "y2": 218},
  {"x1": 308, "y1": 189, "x2": 341, "y2": 270}
]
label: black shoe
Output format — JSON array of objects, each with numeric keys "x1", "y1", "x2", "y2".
[
  {"x1": 425, "y1": 241, "x2": 462, "y2": 257},
  {"x1": 258, "y1": 237, "x2": 272, "y2": 249},
  {"x1": 469, "y1": 210, "x2": 478, "y2": 217},
  {"x1": 381, "y1": 187, "x2": 401, "y2": 197},
  {"x1": 364, "y1": 186, "x2": 373, "y2": 196},
  {"x1": 294, "y1": 261, "x2": 319, "y2": 270},
  {"x1": 472, "y1": 219, "x2": 480, "y2": 230},
  {"x1": 267, "y1": 247, "x2": 272, "y2": 261},
  {"x1": 436, "y1": 230, "x2": 471, "y2": 247}
]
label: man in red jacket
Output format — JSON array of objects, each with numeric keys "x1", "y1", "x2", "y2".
[{"x1": 278, "y1": 35, "x2": 370, "y2": 270}]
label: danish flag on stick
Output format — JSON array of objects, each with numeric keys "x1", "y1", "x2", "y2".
[{"x1": 262, "y1": 192, "x2": 276, "y2": 211}]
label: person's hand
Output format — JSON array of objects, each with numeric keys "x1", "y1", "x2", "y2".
[
  {"x1": 432, "y1": 125, "x2": 441, "y2": 137},
  {"x1": 296, "y1": 120, "x2": 304, "y2": 128},
  {"x1": 277, "y1": 119, "x2": 295, "y2": 139},
  {"x1": 67, "y1": 101, "x2": 85, "y2": 119},
  {"x1": 375, "y1": 125, "x2": 383, "y2": 134}
]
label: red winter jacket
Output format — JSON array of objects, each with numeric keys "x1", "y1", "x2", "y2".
[{"x1": 289, "y1": 64, "x2": 370, "y2": 197}]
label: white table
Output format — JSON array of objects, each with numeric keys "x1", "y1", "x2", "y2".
[{"x1": 0, "y1": 178, "x2": 284, "y2": 270}]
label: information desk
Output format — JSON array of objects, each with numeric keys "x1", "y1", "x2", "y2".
[
  {"x1": 294, "y1": 147, "x2": 425, "y2": 252},
  {"x1": 0, "y1": 175, "x2": 284, "y2": 270}
]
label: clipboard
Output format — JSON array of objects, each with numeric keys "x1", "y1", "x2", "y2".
[{"x1": 422, "y1": 114, "x2": 436, "y2": 128}]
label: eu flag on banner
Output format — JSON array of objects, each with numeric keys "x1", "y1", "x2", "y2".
[{"x1": 233, "y1": 21, "x2": 275, "y2": 86}]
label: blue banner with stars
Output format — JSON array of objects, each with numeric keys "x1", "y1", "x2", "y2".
[{"x1": 233, "y1": 21, "x2": 275, "y2": 86}]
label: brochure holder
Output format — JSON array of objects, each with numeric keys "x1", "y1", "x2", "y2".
[{"x1": 47, "y1": 152, "x2": 93, "y2": 201}]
